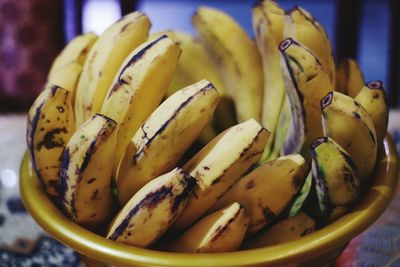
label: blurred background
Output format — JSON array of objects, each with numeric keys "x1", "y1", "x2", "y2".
[{"x1": 0, "y1": 0, "x2": 398, "y2": 112}]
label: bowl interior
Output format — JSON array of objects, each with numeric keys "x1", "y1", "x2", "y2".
[{"x1": 20, "y1": 136, "x2": 399, "y2": 267}]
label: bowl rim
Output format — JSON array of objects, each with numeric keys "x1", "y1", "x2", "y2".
[{"x1": 20, "y1": 135, "x2": 399, "y2": 267}]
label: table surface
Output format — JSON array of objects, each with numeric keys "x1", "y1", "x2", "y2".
[{"x1": 0, "y1": 113, "x2": 399, "y2": 267}]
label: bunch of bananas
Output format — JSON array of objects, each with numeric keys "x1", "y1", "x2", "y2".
[{"x1": 26, "y1": 0, "x2": 389, "y2": 253}]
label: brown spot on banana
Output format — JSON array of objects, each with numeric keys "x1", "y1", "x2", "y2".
[
  {"x1": 210, "y1": 206, "x2": 241, "y2": 242},
  {"x1": 263, "y1": 207, "x2": 276, "y2": 221},
  {"x1": 36, "y1": 127, "x2": 68, "y2": 150},
  {"x1": 246, "y1": 180, "x2": 255, "y2": 190}
]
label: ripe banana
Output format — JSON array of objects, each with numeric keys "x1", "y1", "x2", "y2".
[
  {"x1": 59, "y1": 114, "x2": 117, "y2": 229},
  {"x1": 151, "y1": 31, "x2": 227, "y2": 97},
  {"x1": 75, "y1": 12, "x2": 150, "y2": 126},
  {"x1": 321, "y1": 91, "x2": 377, "y2": 182},
  {"x1": 27, "y1": 85, "x2": 75, "y2": 198},
  {"x1": 310, "y1": 136, "x2": 359, "y2": 222},
  {"x1": 101, "y1": 35, "x2": 181, "y2": 174},
  {"x1": 335, "y1": 58, "x2": 364, "y2": 97},
  {"x1": 116, "y1": 80, "x2": 220, "y2": 205},
  {"x1": 285, "y1": 6, "x2": 336, "y2": 85},
  {"x1": 355, "y1": 80, "x2": 388, "y2": 149},
  {"x1": 150, "y1": 30, "x2": 235, "y2": 144},
  {"x1": 48, "y1": 61, "x2": 82, "y2": 107},
  {"x1": 168, "y1": 202, "x2": 248, "y2": 253},
  {"x1": 279, "y1": 38, "x2": 333, "y2": 155},
  {"x1": 48, "y1": 32, "x2": 97, "y2": 77},
  {"x1": 210, "y1": 154, "x2": 308, "y2": 235},
  {"x1": 193, "y1": 6, "x2": 263, "y2": 122},
  {"x1": 252, "y1": 0, "x2": 286, "y2": 160},
  {"x1": 171, "y1": 119, "x2": 270, "y2": 231},
  {"x1": 106, "y1": 168, "x2": 195, "y2": 247},
  {"x1": 243, "y1": 212, "x2": 315, "y2": 249}
]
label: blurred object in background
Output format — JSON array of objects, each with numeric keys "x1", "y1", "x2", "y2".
[
  {"x1": 82, "y1": 0, "x2": 120, "y2": 35},
  {"x1": 0, "y1": 0, "x2": 398, "y2": 112},
  {"x1": 0, "y1": 0, "x2": 63, "y2": 112}
]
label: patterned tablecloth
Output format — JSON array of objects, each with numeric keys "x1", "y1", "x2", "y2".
[{"x1": 0, "y1": 113, "x2": 399, "y2": 267}]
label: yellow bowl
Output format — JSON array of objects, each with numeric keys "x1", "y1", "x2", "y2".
[{"x1": 20, "y1": 136, "x2": 399, "y2": 267}]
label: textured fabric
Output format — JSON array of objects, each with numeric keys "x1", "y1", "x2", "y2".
[{"x1": 0, "y1": 0, "x2": 63, "y2": 111}]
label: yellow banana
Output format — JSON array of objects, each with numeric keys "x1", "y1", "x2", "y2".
[
  {"x1": 310, "y1": 136, "x2": 359, "y2": 222},
  {"x1": 279, "y1": 38, "x2": 333, "y2": 155},
  {"x1": 171, "y1": 119, "x2": 270, "y2": 231},
  {"x1": 335, "y1": 58, "x2": 364, "y2": 97},
  {"x1": 101, "y1": 35, "x2": 181, "y2": 175},
  {"x1": 285, "y1": 6, "x2": 336, "y2": 85},
  {"x1": 168, "y1": 202, "x2": 248, "y2": 253},
  {"x1": 243, "y1": 212, "x2": 315, "y2": 249},
  {"x1": 59, "y1": 114, "x2": 117, "y2": 229},
  {"x1": 48, "y1": 61, "x2": 82, "y2": 107},
  {"x1": 151, "y1": 30, "x2": 227, "y2": 97},
  {"x1": 354, "y1": 80, "x2": 388, "y2": 148},
  {"x1": 210, "y1": 154, "x2": 308, "y2": 235},
  {"x1": 150, "y1": 30, "x2": 235, "y2": 144},
  {"x1": 116, "y1": 80, "x2": 220, "y2": 205},
  {"x1": 48, "y1": 32, "x2": 97, "y2": 77},
  {"x1": 193, "y1": 6, "x2": 263, "y2": 122},
  {"x1": 26, "y1": 85, "x2": 75, "y2": 198},
  {"x1": 321, "y1": 91, "x2": 377, "y2": 182},
  {"x1": 75, "y1": 12, "x2": 150, "y2": 126},
  {"x1": 106, "y1": 168, "x2": 195, "y2": 247},
  {"x1": 252, "y1": 0, "x2": 286, "y2": 159}
]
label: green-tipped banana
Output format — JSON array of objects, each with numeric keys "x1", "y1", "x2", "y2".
[
  {"x1": 279, "y1": 38, "x2": 333, "y2": 155},
  {"x1": 310, "y1": 136, "x2": 359, "y2": 222},
  {"x1": 168, "y1": 202, "x2": 248, "y2": 253},
  {"x1": 335, "y1": 58, "x2": 364, "y2": 97},
  {"x1": 264, "y1": 94, "x2": 291, "y2": 162},
  {"x1": 48, "y1": 32, "x2": 97, "y2": 77},
  {"x1": 116, "y1": 80, "x2": 220, "y2": 205},
  {"x1": 243, "y1": 212, "x2": 315, "y2": 249},
  {"x1": 75, "y1": 12, "x2": 150, "y2": 126},
  {"x1": 355, "y1": 81, "x2": 388, "y2": 148},
  {"x1": 26, "y1": 85, "x2": 75, "y2": 198},
  {"x1": 106, "y1": 168, "x2": 195, "y2": 247},
  {"x1": 252, "y1": 0, "x2": 286, "y2": 160},
  {"x1": 59, "y1": 114, "x2": 117, "y2": 229},
  {"x1": 101, "y1": 35, "x2": 181, "y2": 175},
  {"x1": 171, "y1": 119, "x2": 270, "y2": 231},
  {"x1": 287, "y1": 170, "x2": 312, "y2": 217},
  {"x1": 285, "y1": 6, "x2": 335, "y2": 85},
  {"x1": 210, "y1": 154, "x2": 308, "y2": 235},
  {"x1": 193, "y1": 6, "x2": 263, "y2": 122},
  {"x1": 321, "y1": 91, "x2": 377, "y2": 182}
]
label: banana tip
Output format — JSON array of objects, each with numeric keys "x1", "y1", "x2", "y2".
[
  {"x1": 320, "y1": 92, "x2": 333, "y2": 110},
  {"x1": 279, "y1": 38, "x2": 294, "y2": 51},
  {"x1": 366, "y1": 80, "x2": 384, "y2": 90},
  {"x1": 310, "y1": 137, "x2": 328, "y2": 150}
]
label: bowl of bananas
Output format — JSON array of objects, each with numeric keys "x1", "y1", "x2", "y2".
[{"x1": 20, "y1": 1, "x2": 399, "y2": 266}]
